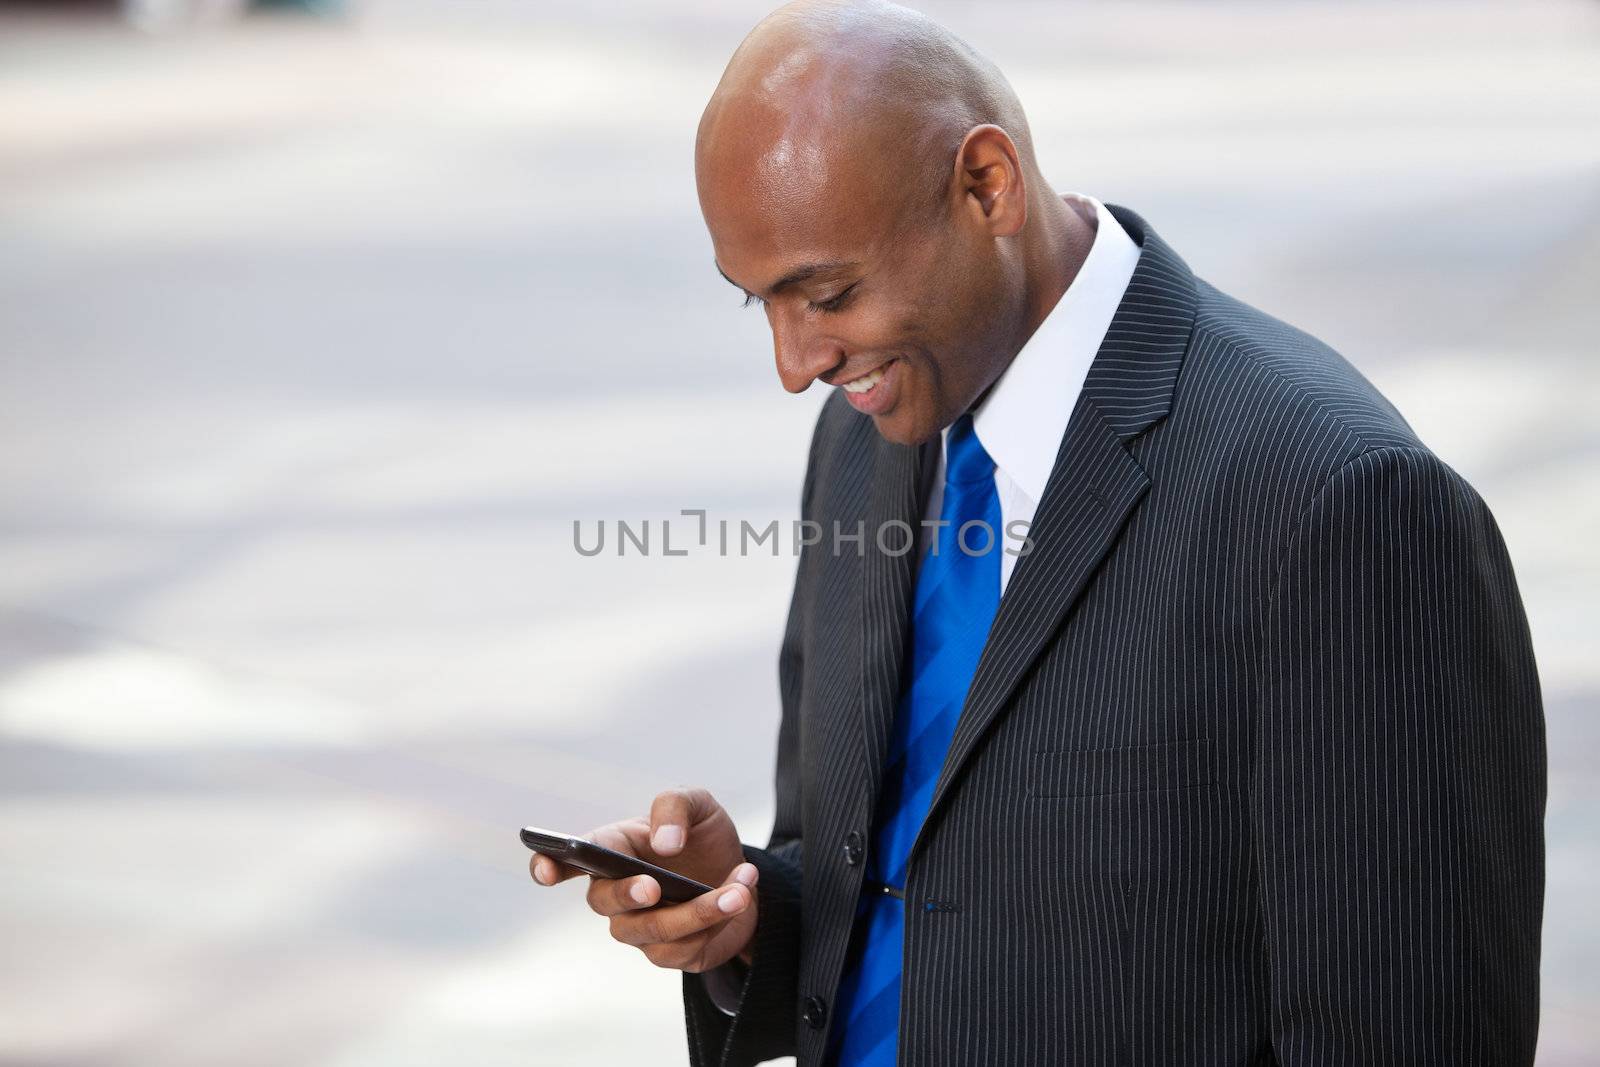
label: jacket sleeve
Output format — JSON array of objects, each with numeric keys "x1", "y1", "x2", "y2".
[
  {"x1": 1253, "y1": 445, "x2": 1547, "y2": 1064},
  {"x1": 682, "y1": 401, "x2": 830, "y2": 1066}
]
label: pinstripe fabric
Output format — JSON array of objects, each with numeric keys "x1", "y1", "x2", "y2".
[{"x1": 683, "y1": 203, "x2": 1546, "y2": 1066}]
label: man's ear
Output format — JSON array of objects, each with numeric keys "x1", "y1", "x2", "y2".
[{"x1": 954, "y1": 124, "x2": 1027, "y2": 236}]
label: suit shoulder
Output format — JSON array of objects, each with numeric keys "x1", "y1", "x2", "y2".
[
  {"x1": 1145, "y1": 279, "x2": 1498, "y2": 557},
  {"x1": 1311, "y1": 444, "x2": 1491, "y2": 519},
  {"x1": 789, "y1": 388, "x2": 881, "y2": 520},
  {"x1": 1177, "y1": 278, "x2": 1427, "y2": 470},
  {"x1": 808, "y1": 387, "x2": 879, "y2": 477}
]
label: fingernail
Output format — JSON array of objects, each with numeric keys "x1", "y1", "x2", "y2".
[
  {"x1": 717, "y1": 888, "x2": 745, "y2": 914},
  {"x1": 533, "y1": 861, "x2": 548, "y2": 885},
  {"x1": 654, "y1": 825, "x2": 683, "y2": 852},
  {"x1": 735, "y1": 864, "x2": 758, "y2": 888}
]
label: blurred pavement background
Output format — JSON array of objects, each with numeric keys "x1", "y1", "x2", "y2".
[{"x1": 1, "y1": 1, "x2": 1597, "y2": 1063}]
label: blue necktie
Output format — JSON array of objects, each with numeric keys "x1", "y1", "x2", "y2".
[{"x1": 828, "y1": 414, "x2": 1003, "y2": 1066}]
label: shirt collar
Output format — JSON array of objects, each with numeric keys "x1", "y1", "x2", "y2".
[{"x1": 963, "y1": 193, "x2": 1142, "y2": 505}]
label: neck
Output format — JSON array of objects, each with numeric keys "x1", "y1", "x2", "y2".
[
  {"x1": 962, "y1": 184, "x2": 1099, "y2": 422},
  {"x1": 1015, "y1": 185, "x2": 1096, "y2": 348}
]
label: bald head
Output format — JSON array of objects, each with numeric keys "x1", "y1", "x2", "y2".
[
  {"x1": 697, "y1": 0, "x2": 1035, "y2": 230},
  {"x1": 696, "y1": 0, "x2": 1090, "y2": 446}
]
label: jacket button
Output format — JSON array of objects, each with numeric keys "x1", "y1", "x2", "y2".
[
  {"x1": 801, "y1": 994, "x2": 828, "y2": 1029},
  {"x1": 843, "y1": 831, "x2": 864, "y2": 866}
]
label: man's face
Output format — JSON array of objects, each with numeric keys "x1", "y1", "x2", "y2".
[{"x1": 698, "y1": 131, "x2": 1012, "y2": 446}]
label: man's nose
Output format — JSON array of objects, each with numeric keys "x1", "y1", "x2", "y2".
[{"x1": 772, "y1": 316, "x2": 844, "y2": 394}]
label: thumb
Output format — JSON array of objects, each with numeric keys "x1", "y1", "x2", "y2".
[{"x1": 648, "y1": 786, "x2": 716, "y2": 856}]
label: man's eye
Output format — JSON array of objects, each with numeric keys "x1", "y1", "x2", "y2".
[
  {"x1": 741, "y1": 292, "x2": 767, "y2": 310},
  {"x1": 807, "y1": 283, "x2": 858, "y2": 314}
]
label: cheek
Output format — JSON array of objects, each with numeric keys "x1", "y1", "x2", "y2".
[{"x1": 886, "y1": 312, "x2": 949, "y2": 398}]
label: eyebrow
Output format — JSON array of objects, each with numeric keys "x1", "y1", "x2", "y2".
[{"x1": 715, "y1": 258, "x2": 859, "y2": 298}]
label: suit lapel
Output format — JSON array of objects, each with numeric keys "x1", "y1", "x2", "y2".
[
  {"x1": 858, "y1": 431, "x2": 938, "y2": 800},
  {"x1": 913, "y1": 204, "x2": 1201, "y2": 848}
]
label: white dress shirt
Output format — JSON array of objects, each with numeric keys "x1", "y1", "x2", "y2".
[
  {"x1": 704, "y1": 192, "x2": 1141, "y2": 1015},
  {"x1": 923, "y1": 191, "x2": 1142, "y2": 593}
]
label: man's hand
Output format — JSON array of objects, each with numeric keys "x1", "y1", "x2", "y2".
[{"x1": 528, "y1": 787, "x2": 759, "y2": 973}]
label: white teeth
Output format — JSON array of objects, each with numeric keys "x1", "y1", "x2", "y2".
[{"x1": 841, "y1": 365, "x2": 887, "y2": 394}]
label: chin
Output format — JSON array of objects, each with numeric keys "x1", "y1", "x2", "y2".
[{"x1": 870, "y1": 407, "x2": 940, "y2": 447}]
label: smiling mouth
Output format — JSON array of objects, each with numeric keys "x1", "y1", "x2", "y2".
[{"x1": 838, "y1": 360, "x2": 893, "y2": 394}]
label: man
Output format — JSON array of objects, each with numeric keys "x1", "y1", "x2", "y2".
[{"x1": 529, "y1": 1, "x2": 1547, "y2": 1063}]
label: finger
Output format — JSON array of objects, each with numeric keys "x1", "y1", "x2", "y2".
[
  {"x1": 594, "y1": 862, "x2": 755, "y2": 916},
  {"x1": 642, "y1": 931, "x2": 713, "y2": 971},
  {"x1": 648, "y1": 787, "x2": 716, "y2": 856},
  {"x1": 608, "y1": 818, "x2": 658, "y2": 859},
  {"x1": 609, "y1": 879, "x2": 751, "y2": 948},
  {"x1": 529, "y1": 852, "x2": 583, "y2": 886},
  {"x1": 587, "y1": 822, "x2": 642, "y2": 856},
  {"x1": 586, "y1": 874, "x2": 660, "y2": 916}
]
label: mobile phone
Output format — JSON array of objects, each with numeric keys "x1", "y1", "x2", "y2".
[{"x1": 520, "y1": 826, "x2": 715, "y2": 905}]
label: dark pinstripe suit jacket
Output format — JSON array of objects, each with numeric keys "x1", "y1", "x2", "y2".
[{"x1": 683, "y1": 204, "x2": 1546, "y2": 1066}]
